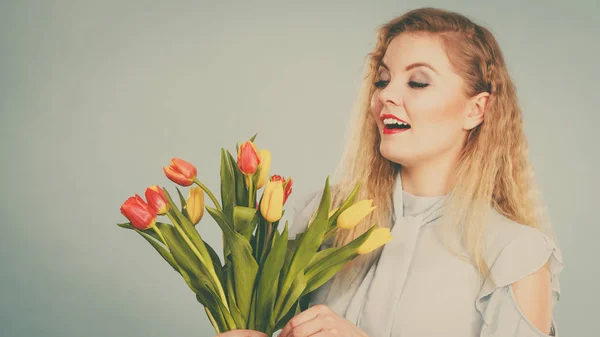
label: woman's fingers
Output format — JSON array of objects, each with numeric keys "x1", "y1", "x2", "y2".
[{"x1": 280, "y1": 305, "x2": 335, "y2": 337}]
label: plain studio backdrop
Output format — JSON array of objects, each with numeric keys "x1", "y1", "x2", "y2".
[{"x1": 1, "y1": 1, "x2": 598, "y2": 336}]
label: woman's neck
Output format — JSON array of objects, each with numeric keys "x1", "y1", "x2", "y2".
[{"x1": 400, "y1": 159, "x2": 456, "y2": 197}]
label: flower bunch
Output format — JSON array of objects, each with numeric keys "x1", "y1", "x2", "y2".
[{"x1": 117, "y1": 135, "x2": 392, "y2": 336}]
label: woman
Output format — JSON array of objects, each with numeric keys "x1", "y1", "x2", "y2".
[{"x1": 219, "y1": 7, "x2": 563, "y2": 337}]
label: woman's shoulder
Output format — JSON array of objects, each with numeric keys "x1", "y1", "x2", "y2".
[{"x1": 480, "y1": 208, "x2": 564, "y2": 298}]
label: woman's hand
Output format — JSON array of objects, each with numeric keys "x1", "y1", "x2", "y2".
[
  {"x1": 278, "y1": 304, "x2": 369, "y2": 337},
  {"x1": 214, "y1": 329, "x2": 268, "y2": 337}
]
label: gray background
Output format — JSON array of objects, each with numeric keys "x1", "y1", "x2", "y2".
[{"x1": 1, "y1": 1, "x2": 598, "y2": 336}]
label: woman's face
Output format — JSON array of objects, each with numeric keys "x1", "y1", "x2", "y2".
[{"x1": 370, "y1": 33, "x2": 484, "y2": 168}]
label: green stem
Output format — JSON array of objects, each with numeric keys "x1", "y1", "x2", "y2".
[
  {"x1": 247, "y1": 177, "x2": 255, "y2": 208},
  {"x1": 193, "y1": 178, "x2": 222, "y2": 212},
  {"x1": 166, "y1": 211, "x2": 230, "y2": 312},
  {"x1": 152, "y1": 225, "x2": 168, "y2": 249},
  {"x1": 323, "y1": 227, "x2": 338, "y2": 242},
  {"x1": 260, "y1": 222, "x2": 273, "y2": 262}
]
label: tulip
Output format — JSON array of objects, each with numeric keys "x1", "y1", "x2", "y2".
[
  {"x1": 144, "y1": 185, "x2": 170, "y2": 215},
  {"x1": 255, "y1": 149, "x2": 272, "y2": 189},
  {"x1": 163, "y1": 158, "x2": 197, "y2": 186},
  {"x1": 283, "y1": 177, "x2": 292, "y2": 205},
  {"x1": 336, "y1": 200, "x2": 376, "y2": 229},
  {"x1": 186, "y1": 186, "x2": 205, "y2": 225},
  {"x1": 237, "y1": 141, "x2": 261, "y2": 175},
  {"x1": 120, "y1": 195, "x2": 158, "y2": 230},
  {"x1": 357, "y1": 228, "x2": 393, "y2": 254},
  {"x1": 270, "y1": 175, "x2": 293, "y2": 205},
  {"x1": 260, "y1": 179, "x2": 284, "y2": 222}
]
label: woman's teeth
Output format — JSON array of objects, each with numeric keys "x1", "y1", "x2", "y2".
[{"x1": 383, "y1": 118, "x2": 410, "y2": 129}]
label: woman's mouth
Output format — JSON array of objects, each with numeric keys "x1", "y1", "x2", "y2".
[{"x1": 381, "y1": 114, "x2": 411, "y2": 134}]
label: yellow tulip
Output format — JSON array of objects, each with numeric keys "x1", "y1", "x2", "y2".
[
  {"x1": 336, "y1": 200, "x2": 376, "y2": 229},
  {"x1": 357, "y1": 228, "x2": 393, "y2": 254},
  {"x1": 260, "y1": 179, "x2": 284, "y2": 222},
  {"x1": 256, "y1": 149, "x2": 272, "y2": 189},
  {"x1": 186, "y1": 186, "x2": 204, "y2": 225}
]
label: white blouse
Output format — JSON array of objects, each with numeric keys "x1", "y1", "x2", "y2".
[{"x1": 287, "y1": 173, "x2": 564, "y2": 337}]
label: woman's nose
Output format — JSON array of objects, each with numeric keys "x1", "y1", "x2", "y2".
[{"x1": 377, "y1": 80, "x2": 403, "y2": 107}]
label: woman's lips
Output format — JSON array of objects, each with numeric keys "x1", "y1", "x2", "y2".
[{"x1": 382, "y1": 126, "x2": 409, "y2": 134}]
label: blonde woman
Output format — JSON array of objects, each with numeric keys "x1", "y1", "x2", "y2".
[{"x1": 219, "y1": 7, "x2": 563, "y2": 337}]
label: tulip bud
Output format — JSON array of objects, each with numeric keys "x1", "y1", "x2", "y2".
[
  {"x1": 282, "y1": 177, "x2": 292, "y2": 205},
  {"x1": 255, "y1": 149, "x2": 272, "y2": 189},
  {"x1": 270, "y1": 175, "x2": 292, "y2": 205},
  {"x1": 186, "y1": 186, "x2": 204, "y2": 225},
  {"x1": 357, "y1": 228, "x2": 393, "y2": 254},
  {"x1": 163, "y1": 158, "x2": 197, "y2": 186},
  {"x1": 237, "y1": 141, "x2": 261, "y2": 175},
  {"x1": 260, "y1": 179, "x2": 284, "y2": 222},
  {"x1": 144, "y1": 185, "x2": 170, "y2": 215},
  {"x1": 336, "y1": 200, "x2": 376, "y2": 229},
  {"x1": 120, "y1": 195, "x2": 158, "y2": 230}
]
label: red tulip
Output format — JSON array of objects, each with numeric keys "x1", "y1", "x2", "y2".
[
  {"x1": 120, "y1": 195, "x2": 157, "y2": 230},
  {"x1": 145, "y1": 185, "x2": 169, "y2": 215},
  {"x1": 270, "y1": 175, "x2": 293, "y2": 205},
  {"x1": 237, "y1": 141, "x2": 261, "y2": 175},
  {"x1": 283, "y1": 177, "x2": 293, "y2": 205},
  {"x1": 163, "y1": 158, "x2": 197, "y2": 186}
]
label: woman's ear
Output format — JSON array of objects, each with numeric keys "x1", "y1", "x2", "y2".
[{"x1": 464, "y1": 92, "x2": 490, "y2": 130}]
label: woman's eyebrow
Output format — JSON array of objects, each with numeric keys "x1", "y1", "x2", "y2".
[{"x1": 380, "y1": 60, "x2": 438, "y2": 74}]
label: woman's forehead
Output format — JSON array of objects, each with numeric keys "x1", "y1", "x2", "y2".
[{"x1": 381, "y1": 33, "x2": 453, "y2": 73}]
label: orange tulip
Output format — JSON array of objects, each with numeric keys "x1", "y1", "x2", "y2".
[
  {"x1": 120, "y1": 195, "x2": 157, "y2": 230},
  {"x1": 237, "y1": 141, "x2": 261, "y2": 175},
  {"x1": 144, "y1": 185, "x2": 170, "y2": 215},
  {"x1": 163, "y1": 158, "x2": 197, "y2": 186}
]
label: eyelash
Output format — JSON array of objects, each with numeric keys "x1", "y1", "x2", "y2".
[{"x1": 373, "y1": 80, "x2": 429, "y2": 89}]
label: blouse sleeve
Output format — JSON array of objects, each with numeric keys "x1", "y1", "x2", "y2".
[{"x1": 476, "y1": 225, "x2": 564, "y2": 337}]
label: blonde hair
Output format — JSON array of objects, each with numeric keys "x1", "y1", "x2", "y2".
[{"x1": 323, "y1": 7, "x2": 553, "y2": 302}]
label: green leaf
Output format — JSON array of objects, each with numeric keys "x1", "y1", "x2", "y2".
[
  {"x1": 206, "y1": 206, "x2": 259, "y2": 319},
  {"x1": 273, "y1": 299, "x2": 298, "y2": 332},
  {"x1": 204, "y1": 238, "x2": 225, "y2": 291},
  {"x1": 175, "y1": 187, "x2": 189, "y2": 218},
  {"x1": 328, "y1": 181, "x2": 361, "y2": 229},
  {"x1": 162, "y1": 188, "x2": 218, "y2": 274},
  {"x1": 303, "y1": 225, "x2": 376, "y2": 296},
  {"x1": 135, "y1": 227, "x2": 179, "y2": 272},
  {"x1": 227, "y1": 150, "x2": 248, "y2": 209},
  {"x1": 255, "y1": 225, "x2": 288, "y2": 331},
  {"x1": 249, "y1": 133, "x2": 258, "y2": 142},
  {"x1": 221, "y1": 148, "x2": 236, "y2": 221},
  {"x1": 117, "y1": 221, "x2": 173, "y2": 245},
  {"x1": 233, "y1": 206, "x2": 258, "y2": 240},
  {"x1": 276, "y1": 272, "x2": 307, "y2": 324},
  {"x1": 277, "y1": 178, "x2": 331, "y2": 312},
  {"x1": 224, "y1": 259, "x2": 245, "y2": 328}
]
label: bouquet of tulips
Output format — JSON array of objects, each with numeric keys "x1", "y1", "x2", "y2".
[{"x1": 116, "y1": 135, "x2": 393, "y2": 336}]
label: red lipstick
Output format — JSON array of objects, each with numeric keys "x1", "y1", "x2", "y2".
[{"x1": 380, "y1": 113, "x2": 411, "y2": 135}]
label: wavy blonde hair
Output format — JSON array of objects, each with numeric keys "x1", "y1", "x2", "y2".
[{"x1": 322, "y1": 7, "x2": 553, "y2": 302}]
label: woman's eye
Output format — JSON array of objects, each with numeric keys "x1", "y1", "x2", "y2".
[
  {"x1": 409, "y1": 81, "x2": 429, "y2": 89},
  {"x1": 374, "y1": 80, "x2": 389, "y2": 88}
]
